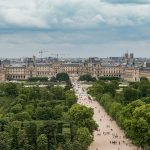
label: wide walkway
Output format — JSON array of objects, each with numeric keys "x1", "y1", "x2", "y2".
[{"x1": 70, "y1": 77, "x2": 139, "y2": 150}]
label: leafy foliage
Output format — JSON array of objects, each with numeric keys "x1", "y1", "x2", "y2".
[
  {"x1": 0, "y1": 82, "x2": 95, "y2": 149},
  {"x1": 4, "y1": 83, "x2": 18, "y2": 97},
  {"x1": 79, "y1": 74, "x2": 96, "y2": 82},
  {"x1": 28, "y1": 77, "x2": 48, "y2": 82},
  {"x1": 68, "y1": 104, "x2": 98, "y2": 134},
  {"x1": 88, "y1": 79, "x2": 150, "y2": 148},
  {"x1": 56, "y1": 73, "x2": 70, "y2": 82},
  {"x1": 98, "y1": 76, "x2": 120, "y2": 81}
]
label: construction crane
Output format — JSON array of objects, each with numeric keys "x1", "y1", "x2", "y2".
[{"x1": 39, "y1": 50, "x2": 48, "y2": 61}]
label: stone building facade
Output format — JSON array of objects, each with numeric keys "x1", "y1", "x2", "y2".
[
  {"x1": 139, "y1": 68, "x2": 150, "y2": 81},
  {"x1": 122, "y1": 67, "x2": 140, "y2": 82},
  {"x1": 0, "y1": 58, "x2": 150, "y2": 82}
]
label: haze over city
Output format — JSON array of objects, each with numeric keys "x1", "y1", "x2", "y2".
[{"x1": 0, "y1": 0, "x2": 150, "y2": 58}]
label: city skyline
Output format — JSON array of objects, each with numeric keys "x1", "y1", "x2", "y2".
[{"x1": 0, "y1": 0, "x2": 150, "y2": 58}]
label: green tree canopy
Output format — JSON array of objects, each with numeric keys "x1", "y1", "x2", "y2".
[
  {"x1": 65, "y1": 90, "x2": 77, "y2": 107},
  {"x1": 4, "y1": 83, "x2": 18, "y2": 97},
  {"x1": 56, "y1": 73, "x2": 69, "y2": 82},
  {"x1": 51, "y1": 86, "x2": 65, "y2": 100},
  {"x1": 37, "y1": 134, "x2": 48, "y2": 150},
  {"x1": 123, "y1": 87, "x2": 140, "y2": 103},
  {"x1": 140, "y1": 77, "x2": 149, "y2": 82},
  {"x1": 68, "y1": 104, "x2": 98, "y2": 133},
  {"x1": 79, "y1": 74, "x2": 96, "y2": 82},
  {"x1": 76, "y1": 127, "x2": 93, "y2": 150},
  {"x1": 28, "y1": 77, "x2": 48, "y2": 82}
]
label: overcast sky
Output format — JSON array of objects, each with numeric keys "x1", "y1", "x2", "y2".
[{"x1": 0, "y1": 0, "x2": 150, "y2": 58}]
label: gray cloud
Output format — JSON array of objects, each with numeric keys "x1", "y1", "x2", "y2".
[
  {"x1": 0, "y1": 0, "x2": 150, "y2": 31},
  {"x1": 1, "y1": 33, "x2": 150, "y2": 58},
  {"x1": 0, "y1": 0, "x2": 150, "y2": 58},
  {"x1": 102, "y1": 0, "x2": 150, "y2": 4}
]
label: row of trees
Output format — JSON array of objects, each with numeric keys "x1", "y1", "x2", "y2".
[
  {"x1": 98, "y1": 76, "x2": 120, "y2": 81},
  {"x1": 28, "y1": 77, "x2": 48, "y2": 82},
  {"x1": 88, "y1": 79, "x2": 150, "y2": 149},
  {"x1": 79, "y1": 74, "x2": 96, "y2": 82},
  {"x1": 28, "y1": 73, "x2": 119, "y2": 83},
  {"x1": 79, "y1": 74, "x2": 121, "y2": 82},
  {"x1": 50, "y1": 73, "x2": 70, "y2": 82},
  {"x1": 27, "y1": 73, "x2": 70, "y2": 83},
  {"x1": 0, "y1": 80, "x2": 96, "y2": 150},
  {"x1": 50, "y1": 73, "x2": 72, "y2": 91}
]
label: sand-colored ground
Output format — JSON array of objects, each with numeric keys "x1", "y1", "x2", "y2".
[{"x1": 71, "y1": 77, "x2": 140, "y2": 150}]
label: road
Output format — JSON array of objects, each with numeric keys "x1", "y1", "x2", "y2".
[{"x1": 70, "y1": 76, "x2": 139, "y2": 150}]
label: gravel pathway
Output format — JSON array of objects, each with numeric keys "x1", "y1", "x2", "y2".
[{"x1": 71, "y1": 77, "x2": 139, "y2": 150}]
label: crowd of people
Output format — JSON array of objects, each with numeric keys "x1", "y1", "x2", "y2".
[{"x1": 70, "y1": 76, "x2": 139, "y2": 150}]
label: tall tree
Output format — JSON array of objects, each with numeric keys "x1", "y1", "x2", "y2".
[
  {"x1": 123, "y1": 87, "x2": 140, "y2": 103},
  {"x1": 24, "y1": 121, "x2": 37, "y2": 149},
  {"x1": 68, "y1": 104, "x2": 98, "y2": 133},
  {"x1": 37, "y1": 134, "x2": 48, "y2": 150},
  {"x1": 76, "y1": 127, "x2": 93, "y2": 150},
  {"x1": 56, "y1": 73, "x2": 69, "y2": 82},
  {"x1": 4, "y1": 83, "x2": 18, "y2": 97},
  {"x1": 65, "y1": 90, "x2": 77, "y2": 107},
  {"x1": 51, "y1": 86, "x2": 65, "y2": 100},
  {"x1": 39, "y1": 121, "x2": 57, "y2": 149}
]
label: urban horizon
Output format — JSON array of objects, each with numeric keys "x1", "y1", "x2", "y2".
[{"x1": 0, "y1": 51, "x2": 149, "y2": 59}]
